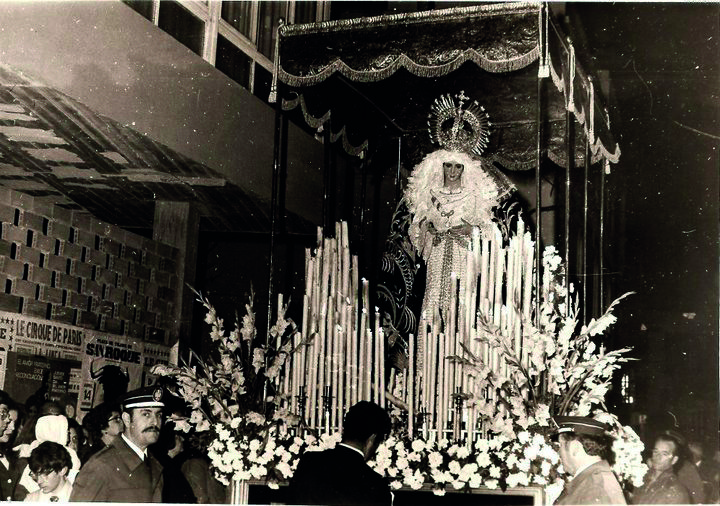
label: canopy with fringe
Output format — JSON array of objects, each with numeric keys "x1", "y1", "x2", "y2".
[{"x1": 272, "y1": 2, "x2": 619, "y2": 170}]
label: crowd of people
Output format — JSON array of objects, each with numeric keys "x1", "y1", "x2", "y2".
[
  {"x1": 0, "y1": 387, "x2": 226, "y2": 503},
  {"x1": 552, "y1": 419, "x2": 720, "y2": 505},
  {"x1": 0, "y1": 387, "x2": 717, "y2": 505}
]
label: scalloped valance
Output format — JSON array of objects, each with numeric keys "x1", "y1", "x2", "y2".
[{"x1": 273, "y1": 2, "x2": 619, "y2": 169}]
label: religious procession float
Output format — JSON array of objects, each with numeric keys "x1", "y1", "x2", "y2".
[{"x1": 153, "y1": 3, "x2": 646, "y2": 504}]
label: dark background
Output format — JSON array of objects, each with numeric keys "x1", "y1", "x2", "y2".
[{"x1": 566, "y1": 3, "x2": 718, "y2": 448}]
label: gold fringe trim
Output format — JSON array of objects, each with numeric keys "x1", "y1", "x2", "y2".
[
  {"x1": 282, "y1": 95, "x2": 368, "y2": 157},
  {"x1": 278, "y1": 47, "x2": 539, "y2": 87}
]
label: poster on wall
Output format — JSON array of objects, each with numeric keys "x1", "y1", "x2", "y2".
[
  {"x1": 0, "y1": 311, "x2": 170, "y2": 421},
  {"x1": 0, "y1": 311, "x2": 84, "y2": 418},
  {"x1": 4, "y1": 353, "x2": 82, "y2": 418}
]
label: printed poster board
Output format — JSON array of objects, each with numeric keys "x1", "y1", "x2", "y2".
[{"x1": 0, "y1": 311, "x2": 170, "y2": 420}]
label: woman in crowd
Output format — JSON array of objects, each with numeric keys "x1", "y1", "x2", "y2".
[{"x1": 80, "y1": 402, "x2": 123, "y2": 463}]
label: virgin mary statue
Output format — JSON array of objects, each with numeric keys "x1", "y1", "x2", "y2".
[{"x1": 405, "y1": 92, "x2": 514, "y2": 322}]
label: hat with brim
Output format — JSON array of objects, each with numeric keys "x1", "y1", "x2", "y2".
[
  {"x1": 119, "y1": 386, "x2": 165, "y2": 410},
  {"x1": 554, "y1": 416, "x2": 609, "y2": 437}
]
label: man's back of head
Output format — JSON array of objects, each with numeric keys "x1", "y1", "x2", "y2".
[{"x1": 342, "y1": 401, "x2": 391, "y2": 445}]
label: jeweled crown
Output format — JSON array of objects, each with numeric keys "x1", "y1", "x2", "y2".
[{"x1": 427, "y1": 91, "x2": 491, "y2": 157}]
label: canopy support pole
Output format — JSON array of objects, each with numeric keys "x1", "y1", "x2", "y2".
[
  {"x1": 582, "y1": 136, "x2": 590, "y2": 324},
  {"x1": 535, "y1": 3, "x2": 549, "y2": 328},
  {"x1": 564, "y1": 78, "x2": 575, "y2": 315},
  {"x1": 267, "y1": 80, "x2": 286, "y2": 346},
  {"x1": 599, "y1": 158, "x2": 606, "y2": 316}
]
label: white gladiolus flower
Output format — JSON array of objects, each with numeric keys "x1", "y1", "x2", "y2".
[
  {"x1": 541, "y1": 460, "x2": 553, "y2": 476},
  {"x1": 475, "y1": 451, "x2": 491, "y2": 468},
  {"x1": 516, "y1": 457, "x2": 531, "y2": 473},
  {"x1": 233, "y1": 470, "x2": 251, "y2": 482},
  {"x1": 411, "y1": 439, "x2": 426, "y2": 452},
  {"x1": 533, "y1": 474, "x2": 548, "y2": 485},
  {"x1": 448, "y1": 460, "x2": 461, "y2": 474},
  {"x1": 428, "y1": 452, "x2": 443, "y2": 468},
  {"x1": 474, "y1": 439, "x2": 490, "y2": 453}
]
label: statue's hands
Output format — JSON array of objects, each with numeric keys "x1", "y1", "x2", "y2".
[{"x1": 451, "y1": 219, "x2": 474, "y2": 236}]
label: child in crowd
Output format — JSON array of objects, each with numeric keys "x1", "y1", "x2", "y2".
[{"x1": 24, "y1": 441, "x2": 73, "y2": 502}]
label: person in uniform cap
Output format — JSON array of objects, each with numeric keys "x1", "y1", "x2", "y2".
[
  {"x1": 288, "y1": 401, "x2": 393, "y2": 506},
  {"x1": 70, "y1": 386, "x2": 165, "y2": 502},
  {"x1": 553, "y1": 416, "x2": 627, "y2": 505}
]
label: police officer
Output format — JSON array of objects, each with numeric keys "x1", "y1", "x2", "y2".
[
  {"x1": 553, "y1": 416, "x2": 627, "y2": 505},
  {"x1": 70, "y1": 386, "x2": 165, "y2": 502}
]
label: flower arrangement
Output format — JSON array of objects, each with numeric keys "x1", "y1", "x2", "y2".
[
  {"x1": 151, "y1": 288, "x2": 302, "y2": 485},
  {"x1": 369, "y1": 432, "x2": 561, "y2": 496},
  {"x1": 153, "y1": 246, "x2": 646, "y2": 499},
  {"x1": 450, "y1": 245, "x2": 647, "y2": 496}
]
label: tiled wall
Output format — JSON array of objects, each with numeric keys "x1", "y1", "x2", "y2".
[{"x1": 0, "y1": 188, "x2": 179, "y2": 344}]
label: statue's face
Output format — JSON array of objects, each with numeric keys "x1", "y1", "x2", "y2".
[{"x1": 443, "y1": 161, "x2": 464, "y2": 184}]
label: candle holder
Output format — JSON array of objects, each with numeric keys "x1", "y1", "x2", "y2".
[
  {"x1": 418, "y1": 409, "x2": 430, "y2": 440},
  {"x1": 296, "y1": 386, "x2": 307, "y2": 424},
  {"x1": 321, "y1": 386, "x2": 333, "y2": 431},
  {"x1": 398, "y1": 410, "x2": 409, "y2": 437},
  {"x1": 452, "y1": 387, "x2": 467, "y2": 441}
]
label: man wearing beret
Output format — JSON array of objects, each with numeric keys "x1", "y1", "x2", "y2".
[
  {"x1": 553, "y1": 416, "x2": 627, "y2": 505},
  {"x1": 70, "y1": 386, "x2": 165, "y2": 502}
]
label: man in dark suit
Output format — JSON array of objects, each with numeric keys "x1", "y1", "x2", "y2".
[
  {"x1": 289, "y1": 401, "x2": 393, "y2": 506},
  {"x1": 70, "y1": 386, "x2": 165, "y2": 502},
  {"x1": 0, "y1": 393, "x2": 19, "y2": 501}
]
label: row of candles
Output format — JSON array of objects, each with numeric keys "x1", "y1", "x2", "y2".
[{"x1": 280, "y1": 219, "x2": 537, "y2": 440}]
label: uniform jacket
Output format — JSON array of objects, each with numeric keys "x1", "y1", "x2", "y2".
[
  {"x1": 0, "y1": 453, "x2": 20, "y2": 501},
  {"x1": 556, "y1": 460, "x2": 627, "y2": 505},
  {"x1": 288, "y1": 444, "x2": 392, "y2": 506},
  {"x1": 631, "y1": 469, "x2": 689, "y2": 505},
  {"x1": 69, "y1": 436, "x2": 163, "y2": 502}
]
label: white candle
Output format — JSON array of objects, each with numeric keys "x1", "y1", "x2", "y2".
[{"x1": 408, "y1": 334, "x2": 415, "y2": 438}]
